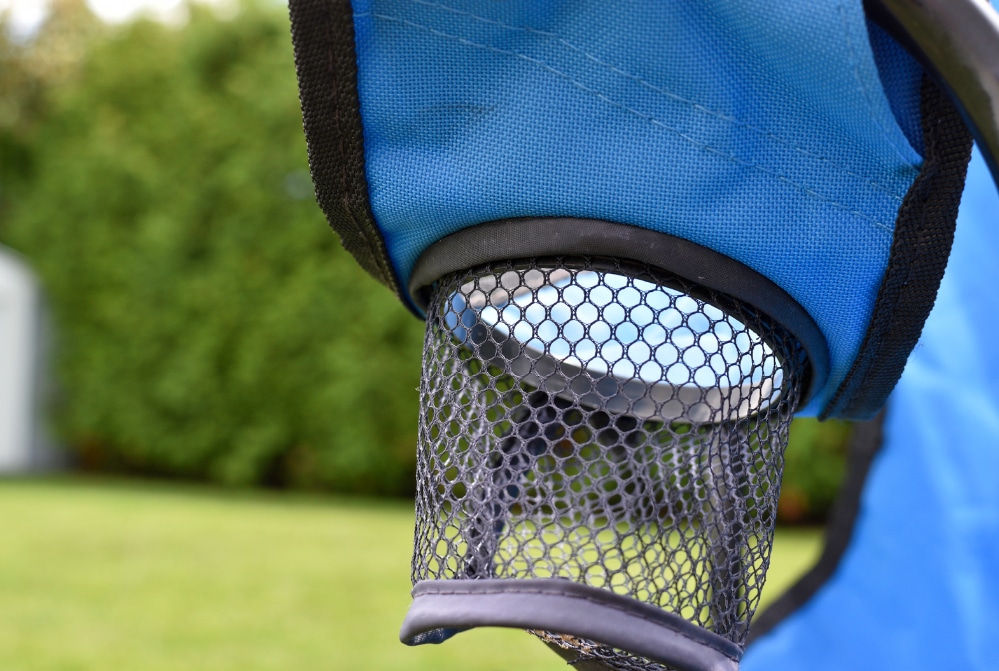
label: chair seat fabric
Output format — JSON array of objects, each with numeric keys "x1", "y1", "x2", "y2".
[
  {"x1": 351, "y1": 0, "x2": 924, "y2": 414},
  {"x1": 742, "y1": 146, "x2": 999, "y2": 671}
]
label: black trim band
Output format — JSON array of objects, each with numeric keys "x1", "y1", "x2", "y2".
[
  {"x1": 822, "y1": 77, "x2": 972, "y2": 419},
  {"x1": 288, "y1": 0, "x2": 401, "y2": 295},
  {"x1": 401, "y1": 579, "x2": 741, "y2": 671},
  {"x1": 746, "y1": 412, "x2": 886, "y2": 644},
  {"x1": 410, "y1": 217, "x2": 829, "y2": 407}
]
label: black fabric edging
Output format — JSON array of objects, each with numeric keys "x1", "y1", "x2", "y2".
[
  {"x1": 288, "y1": 0, "x2": 401, "y2": 297},
  {"x1": 746, "y1": 412, "x2": 886, "y2": 644},
  {"x1": 822, "y1": 77, "x2": 972, "y2": 420}
]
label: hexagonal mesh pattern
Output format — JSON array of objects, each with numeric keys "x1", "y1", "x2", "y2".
[{"x1": 413, "y1": 257, "x2": 806, "y2": 669}]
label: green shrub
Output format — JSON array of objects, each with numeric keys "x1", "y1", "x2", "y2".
[
  {"x1": 1, "y1": 4, "x2": 424, "y2": 495},
  {"x1": 779, "y1": 418, "x2": 852, "y2": 523}
]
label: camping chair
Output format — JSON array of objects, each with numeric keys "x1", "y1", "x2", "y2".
[{"x1": 287, "y1": 1, "x2": 999, "y2": 669}]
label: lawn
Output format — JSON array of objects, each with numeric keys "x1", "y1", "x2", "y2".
[{"x1": 0, "y1": 478, "x2": 822, "y2": 671}]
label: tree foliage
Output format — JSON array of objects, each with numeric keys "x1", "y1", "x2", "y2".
[
  {"x1": 1, "y1": 2, "x2": 424, "y2": 494},
  {"x1": 780, "y1": 418, "x2": 852, "y2": 523}
]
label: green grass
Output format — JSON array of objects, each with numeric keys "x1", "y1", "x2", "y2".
[{"x1": 0, "y1": 478, "x2": 822, "y2": 671}]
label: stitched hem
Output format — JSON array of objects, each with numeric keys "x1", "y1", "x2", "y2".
[{"x1": 414, "y1": 585, "x2": 739, "y2": 661}]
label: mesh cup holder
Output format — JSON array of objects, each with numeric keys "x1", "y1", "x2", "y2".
[{"x1": 402, "y1": 258, "x2": 807, "y2": 671}]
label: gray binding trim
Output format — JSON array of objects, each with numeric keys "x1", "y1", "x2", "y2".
[
  {"x1": 409, "y1": 217, "x2": 829, "y2": 406},
  {"x1": 400, "y1": 578, "x2": 741, "y2": 671}
]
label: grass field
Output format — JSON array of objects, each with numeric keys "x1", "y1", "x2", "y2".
[{"x1": 0, "y1": 478, "x2": 822, "y2": 671}]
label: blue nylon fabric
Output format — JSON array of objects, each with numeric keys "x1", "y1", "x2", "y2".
[
  {"x1": 351, "y1": 0, "x2": 923, "y2": 413},
  {"x1": 742, "y1": 147, "x2": 999, "y2": 671},
  {"x1": 867, "y1": 20, "x2": 924, "y2": 156}
]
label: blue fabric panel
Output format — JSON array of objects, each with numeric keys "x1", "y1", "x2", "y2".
[
  {"x1": 867, "y1": 21, "x2": 924, "y2": 156},
  {"x1": 742, "y1": 147, "x2": 999, "y2": 670},
  {"x1": 351, "y1": 0, "x2": 923, "y2": 413}
]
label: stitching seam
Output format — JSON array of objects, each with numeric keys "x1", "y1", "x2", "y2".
[
  {"x1": 363, "y1": 11, "x2": 893, "y2": 236},
  {"x1": 402, "y1": 0, "x2": 906, "y2": 203},
  {"x1": 838, "y1": 0, "x2": 917, "y2": 165}
]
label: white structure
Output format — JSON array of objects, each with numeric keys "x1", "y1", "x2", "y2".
[{"x1": 0, "y1": 244, "x2": 53, "y2": 473}]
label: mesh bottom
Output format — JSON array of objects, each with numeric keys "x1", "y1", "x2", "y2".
[
  {"x1": 413, "y1": 257, "x2": 806, "y2": 668},
  {"x1": 535, "y1": 630, "x2": 680, "y2": 671}
]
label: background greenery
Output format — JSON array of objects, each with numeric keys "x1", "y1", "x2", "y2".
[
  {"x1": 1, "y1": 0, "x2": 424, "y2": 496},
  {"x1": 0, "y1": 0, "x2": 851, "y2": 521},
  {"x1": 0, "y1": 477, "x2": 823, "y2": 671}
]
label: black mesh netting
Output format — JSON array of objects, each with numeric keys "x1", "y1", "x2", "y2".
[{"x1": 413, "y1": 258, "x2": 807, "y2": 670}]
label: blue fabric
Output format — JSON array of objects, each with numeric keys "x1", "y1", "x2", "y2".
[
  {"x1": 351, "y1": 0, "x2": 924, "y2": 413},
  {"x1": 867, "y1": 20, "x2": 925, "y2": 156},
  {"x1": 742, "y1": 147, "x2": 999, "y2": 670}
]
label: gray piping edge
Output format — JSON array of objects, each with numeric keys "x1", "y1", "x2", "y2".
[
  {"x1": 407, "y1": 217, "x2": 829, "y2": 407},
  {"x1": 400, "y1": 578, "x2": 741, "y2": 671}
]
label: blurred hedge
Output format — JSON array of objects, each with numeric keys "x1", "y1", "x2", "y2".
[
  {"x1": 780, "y1": 418, "x2": 852, "y2": 523},
  {"x1": 0, "y1": 2, "x2": 851, "y2": 519},
  {"x1": 0, "y1": 3, "x2": 424, "y2": 495}
]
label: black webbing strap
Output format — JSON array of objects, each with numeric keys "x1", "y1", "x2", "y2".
[
  {"x1": 823, "y1": 77, "x2": 972, "y2": 419},
  {"x1": 288, "y1": 0, "x2": 401, "y2": 297}
]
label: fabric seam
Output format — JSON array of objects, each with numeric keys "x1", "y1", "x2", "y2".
[
  {"x1": 361, "y1": 10, "x2": 895, "y2": 236},
  {"x1": 838, "y1": 0, "x2": 919, "y2": 165},
  {"x1": 397, "y1": 0, "x2": 908, "y2": 203}
]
